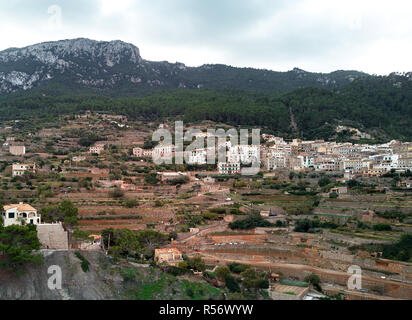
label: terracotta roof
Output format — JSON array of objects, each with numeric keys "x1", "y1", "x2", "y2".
[
  {"x1": 3, "y1": 203, "x2": 37, "y2": 212},
  {"x1": 155, "y1": 248, "x2": 182, "y2": 255}
]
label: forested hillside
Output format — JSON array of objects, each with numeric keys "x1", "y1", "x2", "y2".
[{"x1": 0, "y1": 73, "x2": 411, "y2": 141}]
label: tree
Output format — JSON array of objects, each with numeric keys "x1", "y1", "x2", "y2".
[
  {"x1": 40, "y1": 200, "x2": 78, "y2": 228},
  {"x1": 229, "y1": 213, "x2": 274, "y2": 230},
  {"x1": 305, "y1": 274, "x2": 322, "y2": 292},
  {"x1": 102, "y1": 228, "x2": 169, "y2": 259},
  {"x1": 145, "y1": 173, "x2": 160, "y2": 185},
  {"x1": 187, "y1": 255, "x2": 206, "y2": 272},
  {"x1": 135, "y1": 230, "x2": 169, "y2": 253},
  {"x1": 58, "y1": 200, "x2": 79, "y2": 227},
  {"x1": 215, "y1": 265, "x2": 231, "y2": 281},
  {"x1": 109, "y1": 188, "x2": 124, "y2": 199},
  {"x1": 0, "y1": 224, "x2": 43, "y2": 271},
  {"x1": 373, "y1": 223, "x2": 392, "y2": 231},
  {"x1": 240, "y1": 268, "x2": 267, "y2": 290},
  {"x1": 318, "y1": 177, "x2": 331, "y2": 187},
  {"x1": 225, "y1": 274, "x2": 241, "y2": 292},
  {"x1": 228, "y1": 262, "x2": 250, "y2": 274}
]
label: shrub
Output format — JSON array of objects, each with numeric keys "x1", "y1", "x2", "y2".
[
  {"x1": 75, "y1": 252, "x2": 90, "y2": 272},
  {"x1": 109, "y1": 188, "x2": 124, "y2": 199},
  {"x1": 318, "y1": 177, "x2": 331, "y2": 187},
  {"x1": 228, "y1": 262, "x2": 250, "y2": 274},
  {"x1": 329, "y1": 192, "x2": 339, "y2": 199},
  {"x1": 225, "y1": 274, "x2": 240, "y2": 292},
  {"x1": 215, "y1": 265, "x2": 231, "y2": 281},
  {"x1": 373, "y1": 224, "x2": 392, "y2": 231},
  {"x1": 229, "y1": 213, "x2": 274, "y2": 230}
]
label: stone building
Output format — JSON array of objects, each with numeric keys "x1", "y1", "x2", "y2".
[
  {"x1": 154, "y1": 248, "x2": 183, "y2": 266},
  {"x1": 9, "y1": 145, "x2": 26, "y2": 156}
]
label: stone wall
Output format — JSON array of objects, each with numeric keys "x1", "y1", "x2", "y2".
[
  {"x1": 37, "y1": 223, "x2": 68, "y2": 250},
  {"x1": 209, "y1": 234, "x2": 267, "y2": 244}
]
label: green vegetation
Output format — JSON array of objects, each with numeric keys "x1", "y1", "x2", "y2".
[
  {"x1": 382, "y1": 234, "x2": 412, "y2": 262},
  {"x1": 229, "y1": 213, "x2": 274, "y2": 230},
  {"x1": 144, "y1": 173, "x2": 160, "y2": 185},
  {"x1": 279, "y1": 279, "x2": 309, "y2": 287},
  {"x1": 75, "y1": 251, "x2": 90, "y2": 272},
  {"x1": 2, "y1": 72, "x2": 412, "y2": 141},
  {"x1": 373, "y1": 224, "x2": 392, "y2": 231},
  {"x1": 228, "y1": 262, "x2": 251, "y2": 274},
  {"x1": 102, "y1": 228, "x2": 169, "y2": 260},
  {"x1": 304, "y1": 274, "x2": 322, "y2": 292},
  {"x1": 349, "y1": 234, "x2": 412, "y2": 262},
  {"x1": 40, "y1": 200, "x2": 79, "y2": 227},
  {"x1": 225, "y1": 274, "x2": 241, "y2": 293},
  {"x1": 294, "y1": 219, "x2": 338, "y2": 233},
  {"x1": 240, "y1": 268, "x2": 269, "y2": 290},
  {"x1": 0, "y1": 223, "x2": 43, "y2": 271},
  {"x1": 215, "y1": 265, "x2": 231, "y2": 281}
]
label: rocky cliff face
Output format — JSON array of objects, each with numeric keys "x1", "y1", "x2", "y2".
[
  {"x1": 0, "y1": 250, "x2": 224, "y2": 300},
  {"x1": 0, "y1": 38, "x2": 148, "y2": 93},
  {"x1": 0, "y1": 250, "x2": 121, "y2": 300},
  {"x1": 0, "y1": 38, "x2": 368, "y2": 95}
]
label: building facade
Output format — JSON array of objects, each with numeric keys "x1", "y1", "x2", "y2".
[
  {"x1": 2, "y1": 203, "x2": 41, "y2": 227},
  {"x1": 12, "y1": 163, "x2": 36, "y2": 177}
]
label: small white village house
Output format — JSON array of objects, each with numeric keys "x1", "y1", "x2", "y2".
[
  {"x1": 12, "y1": 163, "x2": 36, "y2": 177},
  {"x1": 89, "y1": 143, "x2": 105, "y2": 154},
  {"x1": 2, "y1": 203, "x2": 69, "y2": 250},
  {"x1": 218, "y1": 162, "x2": 241, "y2": 175},
  {"x1": 2, "y1": 203, "x2": 41, "y2": 227}
]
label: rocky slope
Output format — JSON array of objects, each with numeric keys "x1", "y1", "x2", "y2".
[
  {"x1": 0, "y1": 38, "x2": 367, "y2": 95},
  {"x1": 0, "y1": 250, "x2": 224, "y2": 300},
  {"x1": 0, "y1": 251, "x2": 120, "y2": 300}
]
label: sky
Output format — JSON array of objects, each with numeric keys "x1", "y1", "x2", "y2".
[{"x1": 0, "y1": 0, "x2": 411, "y2": 75}]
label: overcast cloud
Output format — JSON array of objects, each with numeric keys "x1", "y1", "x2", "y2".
[{"x1": 0, "y1": 0, "x2": 411, "y2": 74}]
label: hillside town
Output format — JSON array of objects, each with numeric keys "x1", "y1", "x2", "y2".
[{"x1": 1, "y1": 113, "x2": 412, "y2": 301}]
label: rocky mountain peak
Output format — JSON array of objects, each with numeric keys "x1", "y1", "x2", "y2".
[{"x1": 0, "y1": 38, "x2": 142, "y2": 66}]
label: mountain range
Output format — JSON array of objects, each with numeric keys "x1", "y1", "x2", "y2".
[
  {"x1": 0, "y1": 38, "x2": 376, "y2": 95},
  {"x1": 0, "y1": 38, "x2": 411, "y2": 142}
]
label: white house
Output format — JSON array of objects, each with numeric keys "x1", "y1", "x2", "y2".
[
  {"x1": 12, "y1": 163, "x2": 36, "y2": 177},
  {"x1": 133, "y1": 147, "x2": 144, "y2": 157},
  {"x1": 2, "y1": 203, "x2": 41, "y2": 227},
  {"x1": 89, "y1": 143, "x2": 105, "y2": 154},
  {"x1": 218, "y1": 162, "x2": 241, "y2": 175}
]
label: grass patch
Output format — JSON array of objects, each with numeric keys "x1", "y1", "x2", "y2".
[{"x1": 75, "y1": 251, "x2": 90, "y2": 272}]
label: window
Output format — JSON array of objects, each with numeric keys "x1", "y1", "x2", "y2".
[{"x1": 9, "y1": 212, "x2": 15, "y2": 219}]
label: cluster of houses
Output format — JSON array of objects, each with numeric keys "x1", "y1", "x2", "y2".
[
  {"x1": 261, "y1": 137, "x2": 412, "y2": 178},
  {"x1": 132, "y1": 134, "x2": 412, "y2": 179}
]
